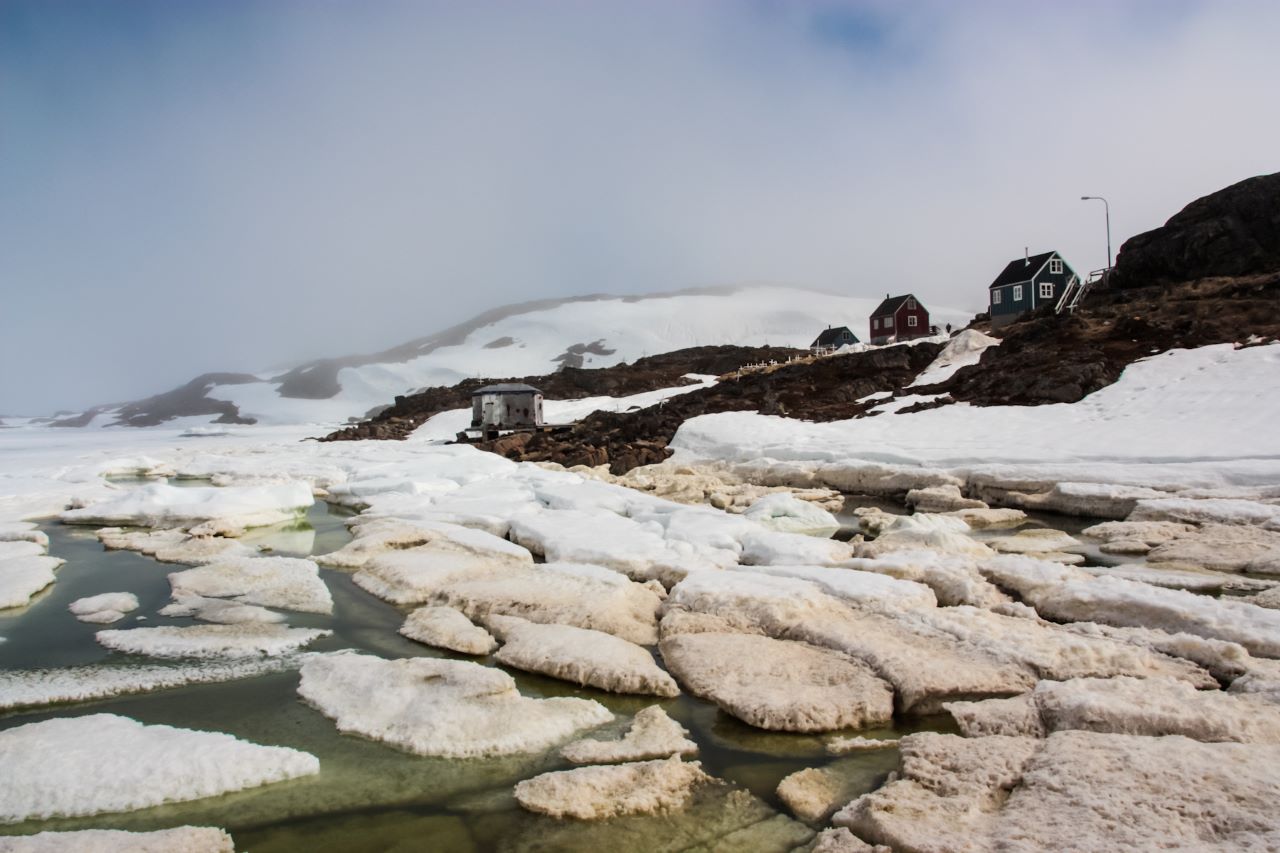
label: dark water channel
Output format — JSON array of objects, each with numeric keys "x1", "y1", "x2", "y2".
[{"x1": 0, "y1": 494, "x2": 958, "y2": 852}]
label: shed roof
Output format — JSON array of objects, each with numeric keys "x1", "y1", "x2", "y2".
[
  {"x1": 811, "y1": 326, "x2": 859, "y2": 347},
  {"x1": 870, "y1": 294, "x2": 923, "y2": 318},
  {"x1": 989, "y1": 251, "x2": 1056, "y2": 288},
  {"x1": 472, "y1": 383, "x2": 541, "y2": 396}
]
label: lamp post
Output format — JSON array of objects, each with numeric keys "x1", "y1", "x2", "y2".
[{"x1": 1080, "y1": 195, "x2": 1112, "y2": 270}]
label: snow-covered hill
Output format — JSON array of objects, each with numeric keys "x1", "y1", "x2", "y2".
[{"x1": 73, "y1": 287, "x2": 974, "y2": 428}]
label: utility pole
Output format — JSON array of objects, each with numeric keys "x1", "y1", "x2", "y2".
[{"x1": 1080, "y1": 196, "x2": 1112, "y2": 269}]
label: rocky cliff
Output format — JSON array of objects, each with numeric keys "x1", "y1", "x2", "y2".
[{"x1": 1113, "y1": 171, "x2": 1280, "y2": 288}]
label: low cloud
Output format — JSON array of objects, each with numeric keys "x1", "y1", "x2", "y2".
[{"x1": 2, "y1": 0, "x2": 1277, "y2": 412}]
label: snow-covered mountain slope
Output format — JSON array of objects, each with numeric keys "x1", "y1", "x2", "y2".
[{"x1": 75, "y1": 287, "x2": 974, "y2": 428}]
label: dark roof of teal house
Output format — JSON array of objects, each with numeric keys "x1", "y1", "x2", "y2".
[
  {"x1": 811, "y1": 326, "x2": 859, "y2": 347},
  {"x1": 990, "y1": 251, "x2": 1056, "y2": 288},
  {"x1": 472, "y1": 383, "x2": 541, "y2": 396},
  {"x1": 870, "y1": 294, "x2": 922, "y2": 317}
]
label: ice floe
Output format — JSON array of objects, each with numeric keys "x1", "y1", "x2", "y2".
[
  {"x1": 68, "y1": 592, "x2": 140, "y2": 624},
  {"x1": 420, "y1": 561, "x2": 665, "y2": 646},
  {"x1": 168, "y1": 556, "x2": 333, "y2": 615},
  {"x1": 61, "y1": 481, "x2": 313, "y2": 535},
  {"x1": 905, "y1": 483, "x2": 988, "y2": 513},
  {"x1": 508, "y1": 508, "x2": 728, "y2": 586},
  {"x1": 742, "y1": 493, "x2": 839, "y2": 537},
  {"x1": 978, "y1": 555, "x2": 1280, "y2": 657},
  {"x1": 733, "y1": 564, "x2": 936, "y2": 614},
  {"x1": 837, "y1": 730, "x2": 1280, "y2": 851},
  {"x1": 97, "y1": 527, "x2": 257, "y2": 565},
  {"x1": 0, "y1": 826, "x2": 235, "y2": 852},
  {"x1": 399, "y1": 605, "x2": 497, "y2": 655},
  {"x1": 0, "y1": 714, "x2": 318, "y2": 822},
  {"x1": 296, "y1": 653, "x2": 612, "y2": 758},
  {"x1": 0, "y1": 659, "x2": 301, "y2": 712},
  {"x1": 561, "y1": 706, "x2": 697, "y2": 764},
  {"x1": 946, "y1": 676, "x2": 1280, "y2": 742},
  {"x1": 158, "y1": 593, "x2": 285, "y2": 624},
  {"x1": 855, "y1": 513, "x2": 993, "y2": 559},
  {"x1": 0, "y1": 521, "x2": 48, "y2": 547},
  {"x1": 349, "y1": 522, "x2": 533, "y2": 605},
  {"x1": 513, "y1": 756, "x2": 709, "y2": 820},
  {"x1": 0, "y1": 554, "x2": 63, "y2": 610},
  {"x1": 489, "y1": 615, "x2": 679, "y2": 697},
  {"x1": 776, "y1": 758, "x2": 888, "y2": 824},
  {"x1": 844, "y1": 550, "x2": 1010, "y2": 608},
  {"x1": 659, "y1": 632, "x2": 893, "y2": 732},
  {"x1": 664, "y1": 571, "x2": 1035, "y2": 713},
  {"x1": 908, "y1": 605, "x2": 1213, "y2": 686},
  {"x1": 97, "y1": 624, "x2": 330, "y2": 659}
]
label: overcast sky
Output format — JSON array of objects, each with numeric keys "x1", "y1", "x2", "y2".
[{"x1": 2, "y1": 0, "x2": 1277, "y2": 414}]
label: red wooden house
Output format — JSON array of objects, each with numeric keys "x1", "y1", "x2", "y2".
[{"x1": 869, "y1": 294, "x2": 931, "y2": 345}]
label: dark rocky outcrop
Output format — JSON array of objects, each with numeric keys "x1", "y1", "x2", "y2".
[
  {"x1": 934, "y1": 172, "x2": 1280, "y2": 407},
  {"x1": 107, "y1": 373, "x2": 261, "y2": 427},
  {"x1": 48, "y1": 372, "x2": 261, "y2": 428},
  {"x1": 928, "y1": 272, "x2": 1280, "y2": 407},
  {"x1": 469, "y1": 343, "x2": 943, "y2": 474},
  {"x1": 1113, "y1": 171, "x2": 1280, "y2": 289},
  {"x1": 319, "y1": 345, "x2": 807, "y2": 443}
]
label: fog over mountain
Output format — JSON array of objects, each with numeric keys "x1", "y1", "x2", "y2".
[{"x1": 2, "y1": 0, "x2": 1278, "y2": 414}]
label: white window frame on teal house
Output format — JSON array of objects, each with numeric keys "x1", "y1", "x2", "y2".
[
  {"x1": 1050, "y1": 258, "x2": 1063, "y2": 274},
  {"x1": 1013, "y1": 284, "x2": 1023, "y2": 301},
  {"x1": 992, "y1": 288, "x2": 1002, "y2": 304},
  {"x1": 1039, "y1": 282, "x2": 1054, "y2": 298}
]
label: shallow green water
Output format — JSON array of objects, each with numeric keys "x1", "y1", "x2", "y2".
[{"x1": 0, "y1": 498, "x2": 958, "y2": 852}]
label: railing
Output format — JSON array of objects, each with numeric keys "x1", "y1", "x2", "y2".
[
  {"x1": 1054, "y1": 274, "x2": 1080, "y2": 314},
  {"x1": 1056, "y1": 267, "x2": 1112, "y2": 314}
]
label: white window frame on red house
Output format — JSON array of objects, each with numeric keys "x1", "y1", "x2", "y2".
[
  {"x1": 907, "y1": 315, "x2": 918, "y2": 328},
  {"x1": 884, "y1": 316, "x2": 894, "y2": 329}
]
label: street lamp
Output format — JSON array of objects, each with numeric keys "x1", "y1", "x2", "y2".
[{"x1": 1080, "y1": 196, "x2": 1112, "y2": 270}]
